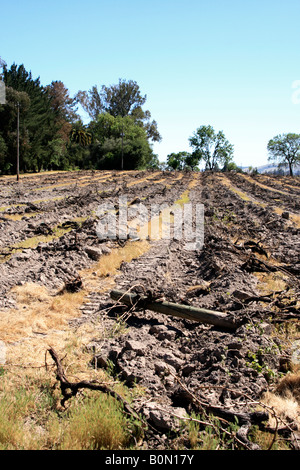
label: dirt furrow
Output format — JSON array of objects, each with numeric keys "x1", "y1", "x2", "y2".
[{"x1": 0, "y1": 170, "x2": 299, "y2": 449}]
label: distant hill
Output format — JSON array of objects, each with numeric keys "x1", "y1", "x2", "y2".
[{"x1": 242, "y1": 163, "x2": 300, "y2": 176}]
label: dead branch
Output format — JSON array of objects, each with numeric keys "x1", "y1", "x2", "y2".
[{"x1": 47, "y1": 347, "x2": 146, "y2": 427}]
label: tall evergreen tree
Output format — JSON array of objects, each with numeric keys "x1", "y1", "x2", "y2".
[
  {"x1": 0, "y1": 86, "x2": 30, "y2": 174},
  {"x1": 1, "y1": 64, "x2": 59, "y2": 172}
]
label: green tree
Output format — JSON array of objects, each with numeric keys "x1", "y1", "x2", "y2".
[
  {"x1": 76, "y1": 79, "x2": 161, "y2": 143},
  {"x1": 184, "y1": 152, "x2": 200, "y2": 170},
  {"x1": 0, "y1": 134, "x2": 8, "y2": 171},
  {"x1": 71, "y1": 121, "x2": 92, "y2": 147},
  {"x1": 76, "y1": 85, "x2": 103, "y2": 121},
  {"x1": 222, "y1": 161, "x2": 242, "y2": 172},
  {"x1": 167, "y1": 151, "x2": 200, "y2": 171},
  {"x1": 0, "y1": 86, "x2": 31, "y2": 174},
  {"x1": 189, "y1": 125, "x2": 234, "y2": 171},
  {"x1": 167, "y1": 152, "x2": 190, "y2": 170},
  {"x1": 2, "y1": 63, "x2": 59, "y2": 172},
  {"x1": 146, "y1": 154, "x2": 161, "y2": 169},
  {"x1": 267, "y1": 133, "x2": 300, "y2": 177},
  {"x1": 89, "y1": 113, "x2": 154, "y2": 170},
  {"x1": 102, "y1": 79, "x2": 146, "y2": 117}
]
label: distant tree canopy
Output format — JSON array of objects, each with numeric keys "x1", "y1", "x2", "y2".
[
  {"x1": 74, "y1": 79, "x2": 161, "y2": 170},
  {"x1": 0, "y1": 63, "x2": 161, "y2": 174},
  {"x1": 189, "y1": 125, "x2": 234, "y2": 171},
  {"x1": 88, "y1": 113, "x2": 156, "y2": 170},
  {"x1": 267, "y1": 133, "x2": 300, "y2": 177},
  {"x1": 166, "y1": 151, "x2": 199, "y2": 171},
  {"x1": 2, "y1": 60, "x2": 298, "y2": 177},
  {"x1": 76, "y1": 79, "x2": 162, "y2": 144},
  {"x1": 0, "y1": 63, "x2": 82, "y2": 173}
]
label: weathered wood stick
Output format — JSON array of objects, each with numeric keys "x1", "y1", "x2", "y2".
[
  {"x1": 110, "y1": 289, "x2": 237, "y2": 330},
  {"x1": 47, "y1": 347, "x2": 146, "y2": 425}
]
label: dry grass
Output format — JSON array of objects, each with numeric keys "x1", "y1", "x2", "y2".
[
  {"x1": 0, "y1": 238, "x2": 152, "y2": 369},
  {"x1": 130, "y1": 174, "x2": 200, "y2": 241},
  {"x1": 126, "y1": 172, "x2": 161, "y2": 187},
  {"x1": 0, "y1": 204, "x2": 26, "y2": 212},
  {"x1": 0, "y1": 247, "x2": 144, "y2": 450},
  {"x1": 1, "y1": 212, "x2": 38, "y2": 221},
  {"x1": 54, "y1": 393, "x2": 134, "y2": 450},
  {"x1": 0, "y1": 335, "x2": 140, "y2": 450},
  {"x1": 0, "y1": 283, "x2": 86, "y2": 343},
  {"x1": 82, "y1": 240, "x2": 150, "y2": 283},
  {"x1": 254, "y1": 271, "x2": 289, "y2": 296},
  {"x1": 0, "y1": 170, "x2": 69, "y2": 181},
  {"x1": 262, "y1": 371, "x2": 300, "y2": 434}
]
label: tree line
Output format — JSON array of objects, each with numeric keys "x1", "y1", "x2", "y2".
[
  {"x1": 0, "y1": 62, "x2": 161, "y2": 174},
  {"x1": 167, "y1": 127, "x2": 300, "y2": 176},
  {"x1": 0, "y1": 60, "x2": 299, "y2": 176}
]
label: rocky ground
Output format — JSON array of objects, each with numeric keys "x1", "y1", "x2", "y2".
[{"x1": 0, "y1": 169, "x2": 299, "y2": 449}]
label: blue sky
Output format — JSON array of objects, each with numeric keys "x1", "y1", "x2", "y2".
[{"x1": 1, "y1": 0, "x2": 299, "y2": 167}]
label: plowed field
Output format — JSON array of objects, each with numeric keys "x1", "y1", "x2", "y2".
[{"x1": 0, "y1": 170, "x2": 299, "y2": 450}]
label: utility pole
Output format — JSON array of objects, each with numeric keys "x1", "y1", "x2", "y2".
[
  {"x1": 17, "y1": 102, "x2": 20, "y2": 182},
  {"x1": 121, "y1": 121, "x2": 124, "y2": 170}
]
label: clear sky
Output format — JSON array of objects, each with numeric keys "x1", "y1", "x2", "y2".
[{"x1": 1, "y1": 0, "x2": 300, "y2": 167}]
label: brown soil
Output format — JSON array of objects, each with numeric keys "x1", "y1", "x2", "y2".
[{"x1": 0, "y1": 169, "x2": 299, "y2": 449}]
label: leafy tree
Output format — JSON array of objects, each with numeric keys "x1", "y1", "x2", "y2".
[
  {"x1": 88, "y1": 113, "x2": 154, "y2": 170},
  {"x1": 76, "y1": 79, "x2": 161, "y2": 143},
  {"x1": 267, "y1": 133, "x2": 300, "y2": 176},
  {"x1": 167, "y1": 152, "x2": 190, "y2": 170},
  {"x1": 71, "y1": 121, "x2": 92, "y2": 147},
  {"x1": 102, "y1": 79, "x2": 146, "y2": 117},
  {"x1": 0, "y1": 62, "x2": 160, "y2": 173},
  {"x1": 222, "y1": 161, "x2": 242, "y2": 172},
  {"x1": 184, "y1": 152, "x2": 200, "y2": 171},
  {"x1": 166, "y1": 151, "x2": 200, "y2": 171},
  {"x1": 46, "y1": 80, "x2": 78, "y2": 142},
  {"x1": 76, "y1": 85, "x2": 103, "y2": 121},
  {"x1": 189, "y1": 125, "x2": 234, "y2": 171},
  {"x1": 43, "y1": 81, "x2": 81, "y2": 169},
  {"x1": 146, "y1": 154, "x2": 161, "y2": 170}
]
